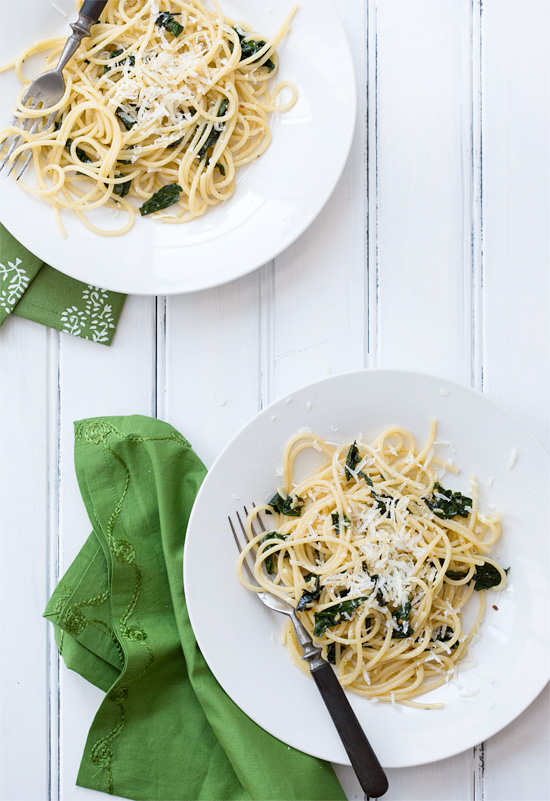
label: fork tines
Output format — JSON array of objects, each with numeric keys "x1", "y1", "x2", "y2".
[
  {"x1": 0, "y1": 97, "x2": 57, "y2": 180},
  {"x1": 229, "y1": 504, "x2": 266, "y2": 584}
]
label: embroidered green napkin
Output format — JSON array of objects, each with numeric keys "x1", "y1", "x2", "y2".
[
  {"x1": 0, "y1": 224, "x2": 125, "y2": 345},
  {"x1": 44, "y1": 415, "x2": 346, "y2": 801}
]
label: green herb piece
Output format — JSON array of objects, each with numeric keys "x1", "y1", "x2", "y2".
[
  {"x1": 167, "y1": 137, "x2": 184, "y2": 150},
  {"x1": 445, "y1": 569, "x2": 469, "y2": 581},
  {"x1": 326, "y1": 643, "x2": 337, "y2": 664},
  {"x1": 331, "y1": 513, "x2": 350, "y2": 535},
  {"x1": 344, "y1": 440, "x2": 372, "y2": 484},
  {"x1": 268, "y1": 491, "x2": 304, "y2": 517},
  {"x1": 113, "y1": 176, "x2": 131, "y2": 197},
  {"x1": 473, "y1": 563, "x2": 508, "y2": 591},
  {"x1": 345, "y1": 441, "x2": 361, "y2": 480},
  {"x1": 432, "y1": 625, "x2": 459, "y2": 648},
  {"x1": 139, "y1": 183, "x2": 182, "y2": 216},
  {"x1": 372, "y1": 492, "x2": 388, "y2": 514},
  {"x1": 391, "y1": 598, "x2": 413, "y2": 639},
  {"x1": 116, "y1": 106, "x2": 138, "y2": 130},
  {"x1": 296, "y1": 574, "x2": 321, "y2": 611},
  {"x1": 105, "y1": 49, "x2": 135, "y2": 73},
  {"x1": 65, "y1": 139, "x2": 92, "y2": 164},
  {"x1": 313, "y1": 597, "x2": 367, "y2": 637},
  {"x1": 371, "y1": 576, "x2": 388, "y2": 607},
  {"x1": 376, "y1": 587, "x2": 387, "y2": 606},
  {"x1": 260, "y1": 531, "x2": 288, "y2": 574},
  {"x1": 205, "y1": 157, "x2": 226, "y2": 176},
  {"x1": 155, "y1": 11, "x2": 184, "y2": 37},
  {"x1": 197, "y1": 98, "x2": 229, "y2": 161},
  {"x1": 426, "y1": 482, "x2": 472, "y2": 520},
  {"x1": 233, "y1": 26, "x2": 275, "y2": 71}
]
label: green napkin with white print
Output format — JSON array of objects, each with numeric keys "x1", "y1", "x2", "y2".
[{"x1": 0, "y1": 223, "x2": 126, "y2": 345}]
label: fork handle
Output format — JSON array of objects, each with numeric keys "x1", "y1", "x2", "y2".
[
  {"x1": 80, "y1": 0, "x2": 109, "y2": 20},
  {"x1": 310, "y1": 662, "x2": 389, "y2": 799},
  {"x1": 53, "y1": 1, "x2": 108, "y2": 74}
]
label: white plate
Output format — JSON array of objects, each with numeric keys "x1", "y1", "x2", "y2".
[
  {"x1": 184, "y1": 369, "x2": 550, "y2": 768},
  {"x1": 0, "y1": 0, "x2": 356, "y2": 295}
]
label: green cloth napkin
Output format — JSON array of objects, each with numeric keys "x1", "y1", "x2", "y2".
[
  {"x1": 44, "y1": 415, "x2": 346, "y2": 801},
  {"x1": 0, "y1": 224, "x2": 125, "y2": 345}
]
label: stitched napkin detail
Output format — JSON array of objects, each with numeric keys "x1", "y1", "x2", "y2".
[
  {"x1": 44, "y1": 415, "x2": 346, "y2": 801},
  {"x1": 0, "y1": 224, "x2": 125, "y2": 345}
]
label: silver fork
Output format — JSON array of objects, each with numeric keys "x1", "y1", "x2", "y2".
[
  {"x1": 230, "y1": 505, "x2": 389, "y2": 800},
  {"x1": 0, "y1": 0, "x2": 108, "y2": 180}
]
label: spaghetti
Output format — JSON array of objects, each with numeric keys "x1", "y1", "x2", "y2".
[
  {"x1": 0, "y1": 0, "x2": 297, "y2": 236},
  {"x1": 238, "y1": 421, "x2": 507, "y2": 708}
]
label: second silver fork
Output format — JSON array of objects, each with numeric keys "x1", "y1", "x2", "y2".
[{"x1": 230, "y1": 505, "x2": 389, "y2": 800}]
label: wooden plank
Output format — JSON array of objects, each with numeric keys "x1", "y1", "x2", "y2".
[
  {"x1": 375, "y1": 0, "x2": 474, "y2": 385},
  {"x1": 0, "y1": 319, "x2": 54, "y2": 801},
  {"x1": 55, "y1": 295, "x2": 156, "y2": 800},
  {"x1": 269, "y1": 0, "x2": 368, "y2": 397},
  {"x1": 479, "y1": 2, "x2": 550, "y2": 799},
  {"x1": 481, "y1": 0, "x2": 550, "y2": 449},
  {"x1": 162, "y1": 274, "x2": 262, "y2": 468},
  {"x1": 369, "y1": 1, "x2": 477, "y2": 798}
]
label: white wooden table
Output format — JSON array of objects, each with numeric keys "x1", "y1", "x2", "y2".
[{"x1": 1, "y1": 1, "x2": 548, "y2": 800}]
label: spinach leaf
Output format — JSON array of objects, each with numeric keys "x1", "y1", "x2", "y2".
[
  {"x1": 296, "y1": 574, "x2": 321, "y2": 610},
  {"x1": 376, "y1": 587, "x2": 387, "y2": 606},
  {"x1": 432, "y1": 625, "x2": 459, "y2": 648},
  {"x1": 326, "y1": 643, "x2": 337, "y2": 664},
  {"x1": 426, "y1": 482, "x2": 472, "y2": 519},
  {"x1": 260, "y1": 531, "x2": 288, "y2": 574},
  {"x1": 205, "y1": 159, "x2": 226, "y2": 176},
  {"x1": 105, "y1": 49, "x2": 135, "y2": 74},
  {"x1": 268, "y1": 491, "x2": 304, "y2": 517},
  {"x1": 65, "y1": 139, "x2": 92, "y2": 164},
  {"x1": 139, "y1": 183, "x2": 182, "y2": 216},
  {"x1": 445, "y1": 569, "x2": 469, "y2": 581},
  {"x1": 116, "y1": 106, "x2": 139, "y2": 130},
  {"x1": 313, "y1": 597, "x2": 367, "y2": 637},
  {"x1": 372, "y1": 492, "x2": 388, "y2": 514},
  {"x1": 197, "y1": 98, "x2": 229, "y2": 161},
  {"x1": 473, "y1": 563, "x2": 508, "y2": 591},
  {"x1": 113, "y1": 176, "x2": 131, "y2": 197},
  {"x1": 331, "y1": 513, "x2": 350, "y2": 535},
  {"x1": 155, "y1": 12, "x2": 184, "y2": 37},
  {"x1": 391, "y1": 598, "x2": 413, "y2": 639},
  {"x1": 345, "y1": 441, "x2": 361, "y2": 479},
  {"x1": 344, "y1": 441, "x2": 373, "y2": 484},
  {"x1": 233, "y1": 26, "x2": 275, "y2": 71}
]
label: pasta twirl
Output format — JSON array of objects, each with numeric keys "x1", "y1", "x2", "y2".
[
  {"x1": 237, "y1": 421, "x2": 507, "y2": 709},
  {"x1": 0, "y1": 0, "x2": 297, "y2": 236}
]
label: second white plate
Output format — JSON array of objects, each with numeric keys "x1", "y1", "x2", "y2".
[
  {"x1": 0, "y1": 0, "x2": 356, "y2": 295},
  {"x1": 184, "y1": 370, "x2": 550, "y2": 768}
]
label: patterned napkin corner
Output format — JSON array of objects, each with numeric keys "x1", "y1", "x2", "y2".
[{"x1": 0, "y1": 223, "x2": 126, "y2": 346}]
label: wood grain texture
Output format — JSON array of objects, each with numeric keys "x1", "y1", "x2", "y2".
[
  {"x1": 0, "y1": 320, "x2": 54, "y2": 801},
  {"x1": 0, "y1": 0, "x2": 548, "y2": 799}
]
